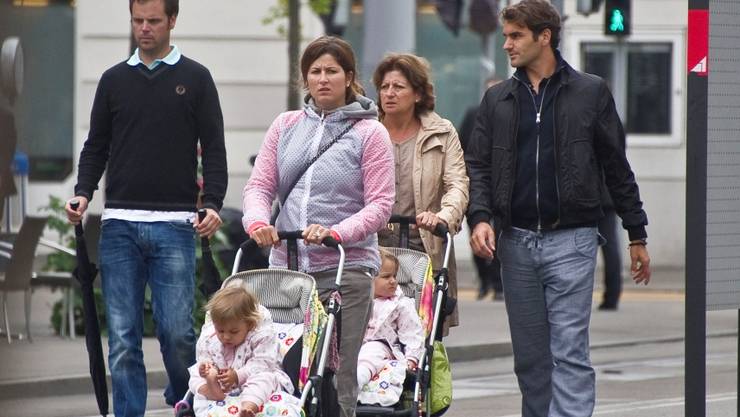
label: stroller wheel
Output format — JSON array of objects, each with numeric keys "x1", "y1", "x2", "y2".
[{"x1": 174, "y1": 399, "x2": 193, "y2": 417}]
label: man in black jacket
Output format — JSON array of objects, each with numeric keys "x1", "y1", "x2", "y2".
[
  {"x1": 466, "y1": 1, "x2": 651, "y2": 416},
  {"x1": 65, "y1": 1, "x2": 227, "y2": 415}
]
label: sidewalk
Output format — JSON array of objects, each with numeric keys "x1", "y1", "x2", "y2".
[{"x1": 0, "y1": 264, "x2": 736, "y2": 401}]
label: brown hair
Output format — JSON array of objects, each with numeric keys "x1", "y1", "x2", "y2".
[
  {"x1": 300, "y1": 36, "x2": 365, "y2": 105},
  {"x1": 205, "y1": 286, "x2": 260, "y2": 332},
  {"x1": 379, "y1": 248, "x2": 400, "y2": 275},
  {"x1": 501, "y1": 0, "x2": 561, "y2": 51},
  {"x1": 129, "y1": 0, "x2": 179, "y2": 18},
  {"x1": 372, "y1": 53, "x2": 435, "y2": 118}
]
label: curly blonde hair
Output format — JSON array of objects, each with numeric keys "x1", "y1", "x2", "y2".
[
  {"x1": 205, "y1": 286, "x2": 260, "y2": 332},
  {"x1": 378, "y1": 248, "x2": 400, "y2": 275}
]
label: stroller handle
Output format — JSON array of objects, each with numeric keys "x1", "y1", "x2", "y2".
[
  {"x1": 239, "y1": 230, "x2": 341, "y2": 252},
  {"x1": 388, "y1": 214, "x2": 449, "y2": 239},
  {"x1": 233, "y1": 229, "x2": 343, "y2": 275}
]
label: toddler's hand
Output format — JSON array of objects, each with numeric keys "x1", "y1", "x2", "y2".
[
  {"x1": 199, "y1": 361, "x2": 216, "y2": 378},
  {"x1": 217, "y1": 367, "x2": 238, "y2": 391},
  {"x1": 407, "y1": 359, "x2": 418, "y2": 371},
  {"x1": 240, "y1": 401, "x2": 259, "y2": 417}
]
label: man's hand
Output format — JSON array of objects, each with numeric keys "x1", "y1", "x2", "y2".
[
  {"x1": 65, "y1": 196, "x2": 89, "y2": 225},
  {"x1": 470, "y1": 222, "x2": 496, "y2": 259},
  {"x1": 629, "y1": 244, "x2": 651, "y2": 285},
  {"x1": 194, "y1": 208, "x2": 222, "y2": 238}
]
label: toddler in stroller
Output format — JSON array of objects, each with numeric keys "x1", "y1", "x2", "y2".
[
  {"x1": 357, "y1": 249, "x2": 424, "y2": 392},
  {"x1": 177, "y1": 231, "x2": 343, "y2": 417},
  {"x1": 356, "y1": 216, "x2": 454, "y2": 417},
  {"x1": 187, "y1": 285, "x2": 298, "y2": 417}
]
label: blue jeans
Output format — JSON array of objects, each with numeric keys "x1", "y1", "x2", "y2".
[
  {"x1": 99, "y1": 219, "x2": 197, "y2": 417},
  {"x1": 497, "y1": 227, "x2": 599, "y2": 417}
]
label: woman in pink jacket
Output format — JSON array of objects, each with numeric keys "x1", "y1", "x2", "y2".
[{"x1": 242, "y1": 36, "x2": 394, "y2": 417}]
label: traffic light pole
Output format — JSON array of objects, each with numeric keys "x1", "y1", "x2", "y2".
[{"x1": 685, "y1": 1, "x2": 708, "y2": 416}]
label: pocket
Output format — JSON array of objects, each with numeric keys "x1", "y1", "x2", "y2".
[
  {"x1": 568, "y1": 138, "x2": 601, "y2": 202},
  {"x1": 166, "y1": 221, "x2": 196, "y2": 234},
  {"x1": 573, "y1": 227, "x2": 598, "y2": 257}
]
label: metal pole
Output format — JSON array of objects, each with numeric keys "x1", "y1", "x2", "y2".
[
  {"x1": 287, "y1": 0, "x2": 300, "y2": 110},
  {"x1": 361, "y1": 0, "x2": 415, "y2": 99},
  {"x1": 685, "y1": 1, "x2": 709, "y2": 415}
]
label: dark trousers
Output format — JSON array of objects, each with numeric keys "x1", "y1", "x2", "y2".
[{"x1": 597, "y1": 210, "x2": 622, "y2": 306}]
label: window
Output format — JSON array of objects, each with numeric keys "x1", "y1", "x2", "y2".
[
  {"x1": 582, "y1": 42, "x2": 672, "y2": 136},
  {"x1": 1, "y1": 1, "x2": 74, "y2": 181}
]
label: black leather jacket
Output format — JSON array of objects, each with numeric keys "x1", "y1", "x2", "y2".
[{"x1": 465, "y1": 61, "x2": 648, "y2": 241}]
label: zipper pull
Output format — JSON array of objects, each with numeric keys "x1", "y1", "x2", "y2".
[{"x1": 536, "y1": 112, "x2": 541, "y2": 124}]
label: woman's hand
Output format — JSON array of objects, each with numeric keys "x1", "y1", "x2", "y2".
[
  {"x1": 217, "y1": 367, "x2": 239, "y2": 391},
  {"x1": 251, "y1": 225, "x2": 280, "y2": 248},
  {"x1": 416, "y1": 211, "x2": 446, "y2": 232},
  {"x1": 302, "y1": 224, "x2": 333, "y2": 246}
]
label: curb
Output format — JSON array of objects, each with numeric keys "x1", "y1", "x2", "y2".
[{"x1": 2, "y1": 330, "x2": 736, "y2": 401}]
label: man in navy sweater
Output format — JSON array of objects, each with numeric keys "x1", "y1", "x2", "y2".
[{"x1": 65, "y1": 1, "x2": 227, "y2": 415}]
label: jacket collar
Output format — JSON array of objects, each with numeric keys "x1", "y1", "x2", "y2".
[
  {"x1": 506, "y1": 49, "x2": 572, "y2": 99},
  {"x1": 417, "y1": 111, "x2": 451, "y2": 146}
]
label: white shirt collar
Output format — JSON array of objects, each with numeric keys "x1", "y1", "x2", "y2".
[{"x1": 126, "y1": 45, "x2": 181, "y2": 69}]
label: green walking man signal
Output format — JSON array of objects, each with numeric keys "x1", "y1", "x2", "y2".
[{"x1": 604, "y1": 0, "x2": 631, "y2": 36}]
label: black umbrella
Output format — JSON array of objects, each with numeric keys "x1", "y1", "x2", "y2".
[
  {"x1": 197, "y1": 208, "x2": 222, "y2": 298},
  {"x1": 70, "y1": 199, "x2": 108, "y2": 416}
]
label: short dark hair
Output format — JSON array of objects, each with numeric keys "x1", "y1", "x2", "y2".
[
  {"x1": 372, "y1": 53, "x2": 435, "y2": 119},
  {"x1": 501, "y1": 0, "x2": 561, "y2": 51},
  {"x1": 129, "y1": 0, "x2": 179, "y2": 18},
  {"x1": 300, "y1": 36, "x2": 365, "y2": 105}
]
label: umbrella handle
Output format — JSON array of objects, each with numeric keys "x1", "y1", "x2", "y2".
[
  {"x1": 197, "y1": 209, "x2": 210, "y2": 246},
  {"x1": 70, "y1": 198, "x2": 85, "y2": 237}
]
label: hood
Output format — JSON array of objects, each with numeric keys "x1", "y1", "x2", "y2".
[{"x1": 304, "y1": 94, "x2": 379, "y2": 121}]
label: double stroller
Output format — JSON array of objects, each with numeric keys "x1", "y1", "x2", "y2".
[
  {"x1": 176, "y1": 217, "x2": 454, "y2": 417},
  {"x1": 356, "y1": 215, "x2": 454, "y2": 417},
  {"x1": 175, "y1": 231, "x2": 345, "y2": 417}
]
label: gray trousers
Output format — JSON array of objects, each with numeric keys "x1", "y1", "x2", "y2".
[
  {"x1": 497, "y1": 227, "x2": 599, "y2": 417},
  {"x1": 313, "y1": 267, "x2": 373, "y2": 417}
]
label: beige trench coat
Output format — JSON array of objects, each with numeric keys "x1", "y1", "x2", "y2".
[{"x1": 411, "y1": 111, "x2": 469, "y2": 330}]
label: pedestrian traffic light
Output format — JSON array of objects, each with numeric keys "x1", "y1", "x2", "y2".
[{"x1": 604, "y1": 0, "x2": 631, "y2": 36}]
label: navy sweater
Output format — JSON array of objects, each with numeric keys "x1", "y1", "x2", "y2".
[{"x1": 75, "y1": 56, "x2": 227, "y2": 212}]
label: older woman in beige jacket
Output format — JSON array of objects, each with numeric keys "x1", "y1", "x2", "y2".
[{"x1": 373, "y1": 53, "x2": 469, "y2": 332}]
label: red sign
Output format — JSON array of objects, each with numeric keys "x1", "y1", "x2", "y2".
[{"x1": 688, "y1": 9, "x2": 709, "y2": 76}]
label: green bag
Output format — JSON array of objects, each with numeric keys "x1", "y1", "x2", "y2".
[{"x1": 428, "y1": 341, "x2": 452, "y2": 416}]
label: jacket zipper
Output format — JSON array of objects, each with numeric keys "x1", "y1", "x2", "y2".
[{"x1": 523, "y1": 78, "x2": 550, "y2": 233}]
